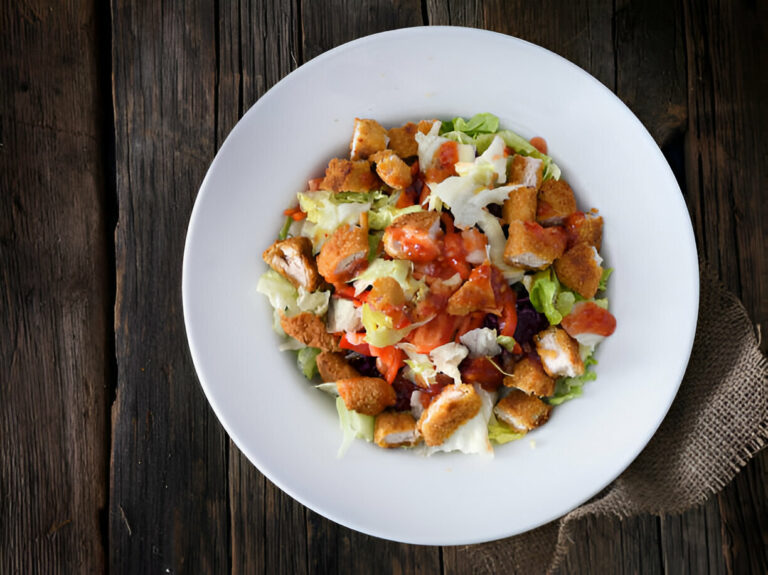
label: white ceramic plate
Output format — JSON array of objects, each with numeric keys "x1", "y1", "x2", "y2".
[{"x1": 183, "y1": 27, "x2": 698, "y2": 545}]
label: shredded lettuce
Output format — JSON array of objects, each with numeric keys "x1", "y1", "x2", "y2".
[
  {"x1": 278, "y1": 215, "x2": 292, "y2": 240},
  {"x1": 487, "y1": 414, "x2": 525, "y2": 444},
  {"x1": 361, "y1": 304, "x2": 427, "y2": 347},
  {"x1": 496, "y1": 335, "x2": 517, "y2": 353},
  {"x1": 429, "y1": 342, "x2": 469, "y2": 385},
  {"x1": 424, "y1": 386, "x2": 495, "y2": 456},
  {"x1": 325, "y1": 297, "x2": 363, "y2": 334},
  {"x1": 441, "y1": 113, "x2": 500, "y2": 136},
  {"x1": 548, "y1": 356, "x2": 598, "y2": 405},
  {"x1": 315, "y1": 382, "x2": 339, "y2": 396},
  {"x1": 298, "y1": 190, "x2": 370, "y2": 248},
  {"x1": 353, "y1": 258, "x2": 426, "y2": 299},
  {"x1": 257, "y1": 270, "x2": 299, "y2": 315},
  {"x1": 336, "y1": 396, "x2": 374, "y2": 457},
  {"x1": 297, "y1": 347, "x2": 321, "y2": 380},
  {"x1": 555, "y1": 290, "x2": 576, "y2": 318},
  {"x1": 599, "y1": 267, "x2": 613, "y2": 291},
  {"x1": 460, "y1": 327, "x2": 501, "y2": 358},
  {"x1": 296, "y1": 286, "x2": 330, "y2": 316},
  {"x1": 528, "y1": 269, "x2": 563, "y2": 325}
]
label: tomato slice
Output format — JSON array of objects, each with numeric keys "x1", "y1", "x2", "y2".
[
  {"x1": 339, "y1": 333, "x2": 372, "y2": 356},
  {"x1": 370, "y1": 345, "x2": 405, "y2": 384},
  {"x1": 405, "y1": 314, "x2": 457, "y2": 354}
]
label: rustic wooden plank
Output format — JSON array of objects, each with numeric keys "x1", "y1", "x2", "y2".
[
  {"x1": 0, "y1": 0, "x2": 111, "y2": 572},
  {"x1": 682, "y1": 2, "x2": 768, "y2": 573},
  {"x1": 108, "y1": 1, "x2": 230, "y2": 572}
]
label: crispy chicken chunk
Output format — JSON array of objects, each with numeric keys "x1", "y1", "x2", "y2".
[
  {"x1": 502, "y1": 186, "x2": 539, "y2": 223},
  {"x1": 553, "y1": 243, "x2": 604, "y2": 299},
  {"x1": 503, "y1": 220, "x2": 567, "y2": 270},
  {"x1": 262, "y1": 236, "x2": 322, "y2": 291},
  {"x1": 537, "y1": 179, "x2": 577, "y2": 225},
  {"x1": 417, "y1": 384, "x2": 482, "y2": 446},
  {"x1": 316, "y1": 224, "x2": 369, "y2": 284},
  {"x1": 350, "y1": 118, "x2": 388, "y2": 160},
  {"x1": 533, "y1": 326, "x2": 584, "y2": 378},
  {"x1": 370, "y1": 149, "x2": 412, "y2": 189},
  {"x1": 336, "y1": 376, "x2": 396, "y2": 416},
  {"x1": 494, "y1": 389, "x2": 552, "y2": 432},
  {"x1": 563, "y1": 211, "x2": 604, "y2": 251},
  {"x1": 374, "y1": 411, "x2": 421, "y2": 448},
  {"x1": 320, "y1": 158, "x2": 381, "y2": 193},
  {"x1": 316, "y1": 351, "x2": 360, "y2": 382},
  {"x1": 280, "y1": 312, "x2": 340, "y2": 352},
  {"x1": 509, "y1": 155, "x2": 543, "y2": 190},
  {"x1": 503, "y1": 356, "x2": 555, "y2": 397},
  {"x1": 382, "y1": 211, "x2": 442, "y2": 263},
  {"x1": 446, "y1": 265, "x2": 500, "y2": 316}
]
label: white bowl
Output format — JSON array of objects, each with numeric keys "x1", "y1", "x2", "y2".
[{"x1": 183, "y1": 27, "x2": 699, "y2": 545}]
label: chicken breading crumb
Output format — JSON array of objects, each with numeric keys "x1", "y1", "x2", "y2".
[
  {"x1": 370, "y1": 149, "x2": 413, "y2": 189},
  {"x1": 336, "y1": 376, "x2": 396, "y2": 416},
  {"x1": 537, "y1": 179, "x2": 577, "y2": 225},
  {"x1": 316, "y1": 224, "x2": 369, "y2": 284},
  {"x1": 262, "y1": 236, "x2": 322, "y2": 291},
  {"x1": 417, "y1": 384, "x2": 482, "y2": 446},
  {"x1": 320, "y1": 158, "x2": 382, "y2": 193},
  {"x1": 504, "y1": 356, "x2": 555, "y2": 397},
  {"x1": 374, "y1": 411, "x2": 421, "y2": 448},
  {"x1": 533, "y1": 326, "x2": 584, "y2": 378},
  {"x1": 502, "y1": 186, "x2": 538, "y2": 223},
  {"x1": 349, "y1": 118, "x2": 388, "y2": 160},
  {"x1": 494, "y1": 389, "x2": 553, "y2": 432},
  {"x1": 504, "y1": 220, "x2": 567, "y2": 270},
  {"x1": 553, "y1": 243, "x2": 603, "y2": 299},
  {"x1": 280, "y1": 312, "x2": 340, "y2": 352},
  {"x1": 316, "y1": 351, "x2": 360, "y2": 383}
]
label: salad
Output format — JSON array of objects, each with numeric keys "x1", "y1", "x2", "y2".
[{"x1": 258, "y1": 113, "x2": 616, "y2": 456}]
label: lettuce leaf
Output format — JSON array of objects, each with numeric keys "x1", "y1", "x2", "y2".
[
  {"x1": 257, "y1": 270, "x2": 299, "y2": 315},
  {"x1": 361, "y1": 304, "x2": 428, "y2": 347},
  {"x1": 496, "y1": 335, "x2": 517, "y2": 353},
  {"x1": 353, "y1": 258, "x2": 426, "y2": 299},
  {"x1": 528, "y1": 269, "x2": 563, "y2": 325},
  {"x1": 599, "y1": 267, "x2": 613, "y2": 291},
  {"x1": 336, "y1": 396, "x2": 374, "y2": 457},
  {"x1": 442, "y1": 113, "x2": 500, "y2": 136},
  {"x1": 487, "y1": 414, "x2": 525, "y2": 444},
  {"x1": 297, "y1": 347, "x2": 321, "y2": 380},
  {"x1": 298, "y1": 190, "x2": 370, "y2": 248}
]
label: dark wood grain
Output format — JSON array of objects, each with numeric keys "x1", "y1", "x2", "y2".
[
  {"x1": 0, "y1": 0, "x2": 111, "y2": 572},
  {"x1": 108, "y1": 1, "x2": 230, "y2": 573}
]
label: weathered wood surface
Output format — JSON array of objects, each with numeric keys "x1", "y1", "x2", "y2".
[{"x1": 1, "y1": 0, "x2": 766, "y2": 573}]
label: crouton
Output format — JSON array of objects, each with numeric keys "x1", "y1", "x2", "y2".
[
  {"x1": 374, "y1": 411, "x2": 421, "y2": 448},
  {"x1": 316, "y1": 351, "x2": 360, "y2": 382},
  {"x1": 387, "y1": 122, "x2": 419, "y2": 158},
  {"x1": 370, "y1": 150, "x2": 412, "y2": 189},
  {"x1": 316, "y1": 224, "x2": 369, "y2": 284},
  {"x1": 336, "y1": 376, "x2": 396, "y2": 416},
  {"x1": 502, "y1": 186, "x2": 538, "y2": 223},
  {"x1": 417, "y1": 384, "x2": 482, "y2": 446},
  {"x1": 563, "y1": 211, "x2": 603, "y2": 250},
  {"x1": 320, "y1": 158, "x2": 382, "y2": 193},
  {"x1": 503, "y1": 220, "x2": 567, "y2": 270},
  {"x1": 509, "y1": 155, "x2": 543, "y2": 190},
  {"x1": 553, "y1": 243, "x2": 603, "y2": 299},
  {"x1": 494, "y1": 389, "x2": 552, "y2": 432},
  {"x1": 533, "y1": 326, "x2": 584, "y2": 378},
  {"x1": 503, "y1": 356, "x2": 555, "y2": 397},
  {"x1": 382, "y1": 211, "x2": 442, "y2": 263},
  {"x1": 537, "y1": 179, "x2": 577, "y2": 225},
  {"x1": 280, "y1": 312, "x2": 340, "y2": 352},
  {"x1": 262, "y1": 236, "x2": 322, "y2": 292},
  {"x1": 350, "y1": 118, "x2": 388, "y2": 160}
]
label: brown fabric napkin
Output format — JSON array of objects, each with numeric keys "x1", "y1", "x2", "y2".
[{"x1": 461, "y1": 264, "x2": 768, "y2": 574}]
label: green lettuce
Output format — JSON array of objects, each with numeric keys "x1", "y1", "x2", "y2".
[
  {"x1": 336, "y1": 396, "x2": 374, "y2": 457},
  {"x1": 353, "y1": 258, "x2": 426, "y2": 299},
  {"x1": 527, "y1": 269, "x2": 580, "y2": 325},
  {"x1": 256, "y1": 270, "x2": 299, "y2": 315},
  {"x1": 496, "y1": 335, "x2": 517, "y2": 353},
  {"x1": 598, "y1": 267, "x2": 613, "y2": 291},
  {"x1": 360, "y1": 304, "x2": 423, "y2": 347},
  {"x1": 278, "y1": 215, "x2": 292, "y2": 240},
  {"x1": 297, "y1": 347, "x2": 321, "y2": 380},
  {"x1": 441, "y1": 113, "x2": 499, "y2": 136},
  {"x1": 487, "y1": 414, "x2": 525, "y2": 445},
  {"x1": 548, "y1": 356, "x2": 599, "y2": 405}
]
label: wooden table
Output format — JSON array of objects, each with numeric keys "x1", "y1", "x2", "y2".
[{"x1": 2, "y1": 1, "x2": 766, "y2": 573}]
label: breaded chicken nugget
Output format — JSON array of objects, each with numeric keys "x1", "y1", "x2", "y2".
[
  {"x1": 368, "y1": 277, "x2": 406, "y2": 311},
  {"x1": 563, "y1": 211, "x2": 603, "y2": 250},
  {"x1": 503, "y1": 356, "x2": 555, "y2": 397},
  {"x1": 320, "y1": 158, "x2": 382, "y2": 193},
  {"x1": 280, "y1": 312, "x2": 340, "y2": 352},
  {"x1": 446, "y1": 267, "x2": 499, "y2": 316},
  {"x1": 533, "y1": 326, "x2": 584, "y2": 378},
  {"x1": 336, "y1": 376, "x2": 396, "y2": 416},
  {"x1": 262, "y1": 236, "x2": 322, "y2": 291},
  {"x1": 509, "y1": 155, "x2": 543, "y2": 190},
  {"x1": 417, "y1": 384, "x2": 482, "y2": 446},
  {"x1": 374, "y1": 411, "x2": 421, "y2": 448},
  {"x1": 382, "y1": 211, "x2": 442, "y2": 263},
  {"x1": 316, "y1": 351, "x2": 360, "y2": 382},
  {"x1": 553, "y1": 243, "x2": 603, "y2": 299},
  {"x1": 494, "y1": 389, "x2": 552, "y2": 432},
  {"x1": 387, "y1": 122, "x2": 419, "y2": 158},
  {"x1": 502, "y1": 186, "x2": 538, "y2": 223},
  {"x1": 350, "y1": 118, "x2": 388, "y2": 160},
  {"x1": 503, "y1": 220, "x2": 567, "y2": 270},
  {"x1": 316, "y1": 224, "x2": 369, "y2": 284},
  {"x1": 370, "y1": 150, "x2": 412, "y2": 189},
  {"x1": 537, "y1": 179, "x2": 577, "y2": 225}
]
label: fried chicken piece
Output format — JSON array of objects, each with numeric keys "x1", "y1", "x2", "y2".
[
  {"x1": 553, "y1": 243, "x2": 603, "y2": 299},
  {"x1": 446, "y1": 267, "x2": 499, "y2": 316},
  {"x1": 316, "y1": 351, "x2": 360, "y2": 382},
  {"x1": 503, "y1": 220, "x2": 567, "y2": 270},
  {"x1": 417, "y1": 384, "x2": 482, "y2": 446},
  {"x1": 336, "y1": 376, "x2": 396, "y2": 416},
  {"x1": 319, "y1": 158, "x2": 382, "y2": 193},
  {"x1": 262, "y1": 236, "x2": 322, "y2": 291},
  {"x1": 509, "y1": 155, "x2": 543, "y2": 190},
  {"x1": 502, "y1": 186, "x2": 538, "y2": 223},
  {"x1": 533, "y1": 326, "x2": 584, "y2": 378},
  {"x1": 494, "y1": 389, "x2": 552, "y2": 432},
  {"x1": 316, "y1": 224, "x2": 369, "y2": 284},
  {"x1": 563, "y1": 211, "x2": 603, "y2": 250},
  {"x1": 280, "y1": 312, "x2": 340, "y2": 352},
  {"x1": 350, "y1": 118, "x2": 388, "y2": 160},
  {"x1": 536, "y1": 179, "x2": 577, "y2": 225},
  {"x1": 370, "y1": 150, "x2": 412, "y2": 189},
  {"x1": 382, "y1": 211, "x2": 442, "y2": 263},
  {"x1": 503, "y1": 356, "x2": 555, "y2": 397},
  {"x1": 374, "y1": 411, "x2": 421, "y2": 448}
]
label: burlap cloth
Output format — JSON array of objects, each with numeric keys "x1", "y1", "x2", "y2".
[{"x1": 463, "y1": 264, "x2": 768, "y2": 574}]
